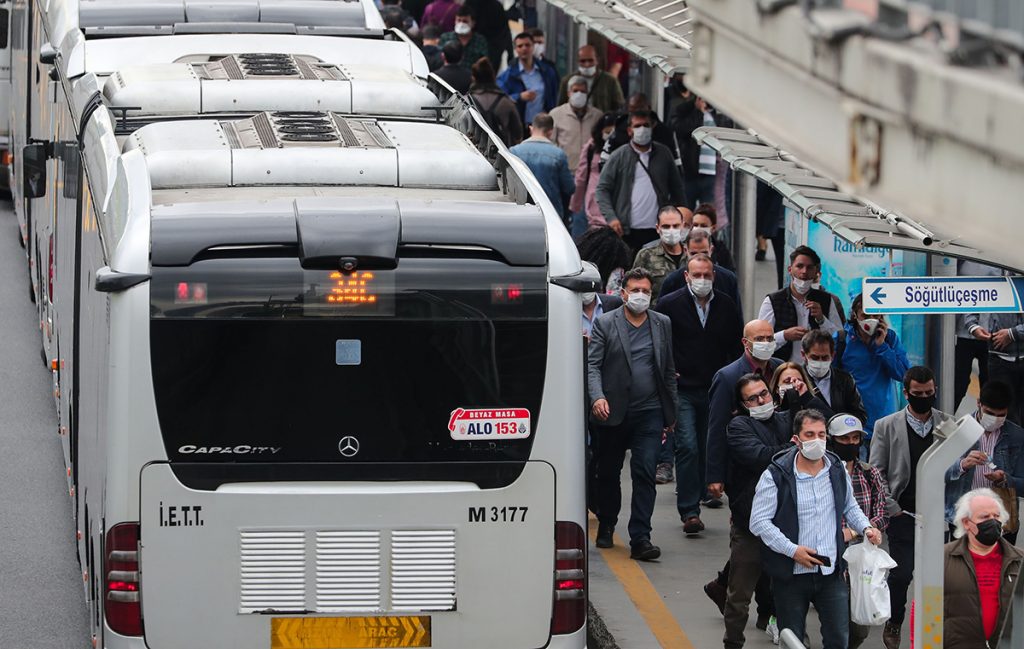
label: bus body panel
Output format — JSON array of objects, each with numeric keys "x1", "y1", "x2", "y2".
[{"x1": 139, "y1": 461, "x2": 556, "y2": 649}]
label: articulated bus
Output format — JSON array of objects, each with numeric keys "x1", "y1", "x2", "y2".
[{"x1": 11, "y1": 2, "x2": 595, "y2": 648}]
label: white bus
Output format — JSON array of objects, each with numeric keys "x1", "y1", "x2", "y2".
[{"x1": 17, "y1": 12, "x2": 593, "y2": 649}]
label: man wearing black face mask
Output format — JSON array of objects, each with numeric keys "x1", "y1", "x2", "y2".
[
  {"x1": 869, "y1": 365, "x2": 951, "y2": 649},
  {"x1": 943, "y1": 488, "x2": 1023, "y2": 648}
]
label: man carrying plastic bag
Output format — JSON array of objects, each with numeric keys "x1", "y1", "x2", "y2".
[{"x1": 844, "y1": 540, "x2": 898, "y2": 626}]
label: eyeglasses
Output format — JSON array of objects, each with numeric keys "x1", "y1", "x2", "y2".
[{"x1": 741, "y1": 389, "x2": 771, "y2": 405}]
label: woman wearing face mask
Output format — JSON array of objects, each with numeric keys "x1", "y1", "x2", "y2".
[
  {"x1": 942, "y1": 488, "x2": 1023, "y2": 648},
  {"x1": 571, "y1": 114, "x2": 618, "y2": 232},
  {"x1": 838, "y1": 293, "x2": 910, "y2": 435},
  {"x1": 768, "y1": 363, "x2": 830, "y2": 415},
  {"x1": 825, "y1": 414, "x2": 890, "y2": 649}
]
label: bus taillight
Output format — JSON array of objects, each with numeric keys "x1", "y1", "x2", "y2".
[
  {"x1": 105, "y1": 523, "x2": 142, "y2": 636},
  {"x1": 551, "y1": 521, "x2": 586, "y2": 635}
]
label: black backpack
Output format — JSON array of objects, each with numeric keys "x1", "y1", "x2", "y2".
[{"x1": 473, "y1": 93, "x2": 508, "y2": 146}]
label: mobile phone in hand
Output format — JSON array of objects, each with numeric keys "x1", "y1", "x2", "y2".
[{"x1": 809, "y1": 553, "x2": 832, "y2": 567}]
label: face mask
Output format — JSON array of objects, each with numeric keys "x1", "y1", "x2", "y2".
[
  {"x1": 906, "y1": 393, "x2": 936, "y2": 416},
  {"x1": 749, "y1": 340, "x2": 776, "y2": 361},
  {"x1": 973, "y1": 518, "x2": 1003, "y2": 547},
  {"x1": 625, "y1": 292, "x2": 650, "y2": 314},
  {"x1": 805, "y1": 359, "x2": 832, "y2": 379},
  {"x1": 980, "y1": 412, "x2": 1006, "y2": 432},
  {"x1": 582, "y1": 292, "x2": 597, "y2": 306},
  {"x1": 812, "y1": 281, "x2": 822, "y2": 290},
  {"x1": 579, "y1": 65, "x2": 597, "y2": 77},
  {"x1": 454, "y1": 22, "x2": 471, "y2": 35},
  {"x1": 631, "y1": 126, "x2": 652, "y2": 147},
  {"x1": 748, "y1": 402, "x2": 775, "y2": 421},
  {"x1": 691, "y1": 226, "x2": 713, "y2": 237},
  {"x1": 568, "y1": 91, "x2": 588, "y2": 109},
  {"x1": 659, "y1": 228, "x2": 682, "y2": 246},
  {"x1": 602, "y1": 129, "x2": 614, "y2": 141},
  {"x1": 689, "y1": 278, "x2": 713, "y2": 298},
  {"x1": 532, "y1": 43, "x2": 545, "y2": 57},
  {"x1": 831, "y1": 441, "x2": 861, "y2": 462},
  {"x1": 791, "y1": 278, "x2": 812, "y2": 295},
  {"x1": 800, "y1": 438, "x2": 827, "y2": 461},
  {"x1": 859, "y1": 318, "x2": 880, "y2": 337}
]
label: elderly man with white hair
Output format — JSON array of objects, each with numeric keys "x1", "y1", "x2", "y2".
[{"x1": 943, "y1": 488, "x2": 1023, "y2": 647}]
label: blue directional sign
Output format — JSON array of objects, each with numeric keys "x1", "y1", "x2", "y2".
[{"x1": 862, "y1": 276, "x2": 1024, "y2": 314}]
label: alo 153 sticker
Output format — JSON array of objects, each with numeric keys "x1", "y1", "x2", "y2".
[{"x1": 448, "y1": 408, "x2": 531, "y2": 440}]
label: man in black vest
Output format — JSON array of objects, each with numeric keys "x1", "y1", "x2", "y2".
[
  {"x1": 757, "y1": 245, "x2": 843, "y2": 363},
  {"x1": 749, "y1": 409, "x2": 882, "y2": 649},
  {"x1": 655, "y1": 253, "x2": 743, "y2": 535}
]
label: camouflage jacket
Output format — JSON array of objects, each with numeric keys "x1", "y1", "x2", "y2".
[{"x1": 632, "y1": 241, "x2": 685, "y2": 302}]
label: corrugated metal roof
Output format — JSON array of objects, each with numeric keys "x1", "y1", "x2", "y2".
[
  {"x1": 694, "y1": 126, "x2": 981, "y2": 259},
  {"x1": 542, "y1": 0, "x2": 692, "y2": 74}
]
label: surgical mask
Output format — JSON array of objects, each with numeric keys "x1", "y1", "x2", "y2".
[
  {"x1": 579, "y1": 65, "x2": 597, "y2": 77},
  {"x1": 831, "y1": 441, "x2": 861, "y2": 462},
  {"x1": 907, "y1": 393, "x2": 936, "y2": 416},
  {"x1": 791, "y1": 278, "x2": 812, "y2": 295},
  {"x1": 806, "y1": 359, "x2": 832, "y2": 379},
  {"x1": 631, "y1": 126, "x2": 652, "y2": 147},
  {"x1": 689, "y1": 278, "x2": 713, "y2": 298},
  {"x1": 625, "y1": 292, "x2": 650, "y2": 314},
  {"x1": 602, "y1": 129, "x2": 614, "y2": 141},
  {"x1": 859, "y1": 318, "x2": 880, "y2": 337},
  {"x1": 973, "y1": 518, "x2": 1003, "y2": 547},
  {"x1": 800, "y1": 438, "x2": 827, "y2": 461},
  {"x1": 748, "y1": 402, "x2": 775, "y2": 421},
  {"x1": 692, "y1": 226, "x2": 713, "y2": 237},
  {"x1": 582, "y1": 292, "x2": 597, "y2": 306},
  {"x1": 812, "y1": 281, "x2": 822, "y2": 290},
  {"x1": 659, "y1": 228, "x2": 683, "y2": 246},
  {"x1": 980, "y1": 412, "x2": 1006, "y2": 432},
  {"x1": 569, "y1": 91, "x2": 588, "y2": 109},
  {"x1": 749, "y1": 340, "x2": 776, "y2": 361},
  {"x1": 454, "y1": 22, "x2": 471, "y2": 35},
  {"x1": 532, "y1": 43, "x2": 545, "y2": 58}
]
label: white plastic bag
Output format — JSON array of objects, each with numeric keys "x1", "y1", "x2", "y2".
[{"x1": 843, "y1": 541, "x2": 898, "y2": 626}]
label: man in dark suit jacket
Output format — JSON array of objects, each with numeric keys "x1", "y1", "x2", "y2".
[
  {"x1": 588, "y1": 268, "x2": 677, "y2": 561},
  {"x1": 801, "y1": 329, "x2": 868, "y2": 424},
  {"x1": 654, "y1": 253, "x2": 743, "y2": 534},
  {"x1": 658, "y1": 230, "x2": 742, "y2": 313}
]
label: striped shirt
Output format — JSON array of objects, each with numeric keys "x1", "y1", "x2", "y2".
[
  {"x1": 698, "y1": 111, "x2": 716, "y2": 175},
  {"x1": 971, "y1": 428, "x2": 1003, "y2": 490},
  {"x1": 749, "y1": 455, "x2": 872, "y2": 575}
]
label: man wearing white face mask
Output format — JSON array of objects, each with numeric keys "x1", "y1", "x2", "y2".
[
  {"x1": 749, "y1": 409, "x2": 881, "y2": 649},
  {"x1": 800, "y1": 330, "x2": 867, "y2": 425},
  {"x1": 758, "y1": 245, "x2": 844, "y2": 363},
  {"x1": 631, "y1": 205, "x2": 691, "y2": 303},
  {"x1": 588, "y1": 268, "x2": 678, "y2": 561},
  {"x1": 557, "y1": 45, "x2": 624, "y2": 113},
  {"x1": 550, "y1": 76, "x2": 603, "y2": 173}
]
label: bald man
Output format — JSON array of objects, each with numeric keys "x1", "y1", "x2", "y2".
[{"x1": 557, "y1": 45, "x2": 625, "y2": 113}]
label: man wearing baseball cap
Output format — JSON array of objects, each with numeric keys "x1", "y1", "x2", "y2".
[{"x1": 827, "y1": 413, "x2": 891, "y2": 648}]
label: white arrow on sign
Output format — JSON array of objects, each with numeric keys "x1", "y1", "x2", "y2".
[{"x1": 861, "y1": 277, "x2": 1022, "y2": 314}]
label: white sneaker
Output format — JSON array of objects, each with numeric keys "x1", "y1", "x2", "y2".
[{"x1": 765, "y1": 616, "x2": 780, "y2": 645}]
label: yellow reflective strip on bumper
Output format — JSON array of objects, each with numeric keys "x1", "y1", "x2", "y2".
[{"x1": 271, "y1": 616, "x2": 431, "y2": 649}]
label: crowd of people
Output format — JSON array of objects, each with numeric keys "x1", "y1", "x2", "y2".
[{"x1": 386, "y1": 4, "x2": 1024, "y2": 646}]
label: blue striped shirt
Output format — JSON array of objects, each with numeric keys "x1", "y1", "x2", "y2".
[{"x1": 749, "y1": 455, "x2": 871, "y2": 575}]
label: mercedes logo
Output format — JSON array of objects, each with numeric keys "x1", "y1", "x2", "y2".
[{"x1": 338, "y1": 436, "x2": 360, "y2": 458}]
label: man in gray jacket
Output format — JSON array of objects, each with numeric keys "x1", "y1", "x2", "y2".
[
  {"x1": 589, "y1": 267, "x2": 677, "y2": 561},
  {"x1": 595, "y1": 110, "x2": 687, "y2": 254}
]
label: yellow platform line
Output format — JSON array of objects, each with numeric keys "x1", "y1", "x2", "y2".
[{"x1": 588, "y1": 516, "x2": 696, "y2": 649}]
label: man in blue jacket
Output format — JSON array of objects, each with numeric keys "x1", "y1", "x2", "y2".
[
  {"x1": 509, "y1": 113, "x2": 574, "y2": 224},
  {"x1": 497, "y1": 32, "x2": 558, "y2": 126}
]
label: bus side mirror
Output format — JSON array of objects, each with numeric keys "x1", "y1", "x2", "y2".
[
  {"x1": 39, "y1": 43, "x2": 57, "y2": 66},
  {"x1": 23, "y1": 142, "x2": 50, "y2": 199}
]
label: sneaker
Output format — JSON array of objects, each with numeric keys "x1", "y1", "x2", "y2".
[
  {"x1": 765, "y1": 616, "x2": 780, "y2": 645},
  {"x1": 682, "y1": 516, "x2": 705, "y2": 535},
  {"x1": 629, "y1": 539, "x2": 661, "y2": 561},
  {"x1": 882, "y1": 621, "x2": 901, "y2": 649},
  {"x1": 703, "y1": 579, "x2": 727, "y2": 614},
  {"x1": 655, "y1": 463, "x2": 674, "y2": 484},
  {"x1": 595, "y1": 525, "x2": 614, "y2": 549},
  {"x1": 700, "y1": 497, "x2": 724, "y2": 509}
]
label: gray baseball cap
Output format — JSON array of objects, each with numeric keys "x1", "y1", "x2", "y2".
[{"x1": 828, "y1": 414, "x2": 865, "y2": 437}]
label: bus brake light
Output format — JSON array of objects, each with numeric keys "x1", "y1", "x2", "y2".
[
  {"x1": 105, "y1": 523, "x2": 143, "y2": 636},
  {"x1": 551, "y1": 521, "x2": 586, "y2": 635}
]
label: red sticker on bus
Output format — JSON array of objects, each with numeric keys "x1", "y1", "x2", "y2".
[{"x1": 448, "y1": 408, "x2": 531, "y2": 440}]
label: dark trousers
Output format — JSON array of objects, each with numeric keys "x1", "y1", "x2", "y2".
[
  {"x1": 724, "y1": 524, "x2": 768, "y2": 648},
  {"x1": 774, "y1": 571, "x2": 850, "y2": 649},
  {"x1": 673, "y1": 387, "x2": 710, "y2": 519},
  {"x1": 954, "y1": 337, "x2": 989, "y2": 410},
  {"x1": 715, "y1": 561, "x2": 774, "y2": 617},
  {"x1": 594, "y1": 407, "x2": 664, "y2": 545},
  {"x1": 624, "y1": 228, "x2": 659, "y2": 260},
  {"x1": 886, "y1": 514, "x2": 916, "y2": 626},
  {"x1": 683, "y1": 174, "x2": 715, "y2": 209},
  {"x1": 989, "y1": 356, "x2": 1024, "y2": 424}
]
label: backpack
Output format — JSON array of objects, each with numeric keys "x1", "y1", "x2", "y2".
[{"x1": 473, "y1": 93, "x2": 508, "y2": 145}]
